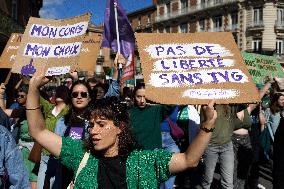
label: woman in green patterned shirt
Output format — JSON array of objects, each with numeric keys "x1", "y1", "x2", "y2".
[{"x1": 26, "y1": 74, "x2": 217, "y2": 189}]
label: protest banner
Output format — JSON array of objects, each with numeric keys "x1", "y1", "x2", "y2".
[
  {"x1": 76, "y1": 32, "x2": 102, "y2": 74},
  {"x1": 0, "y1": 33, "x2": 22, "y2": 68},
  {"x1": 242, "y1": 52, "x2": 284, "y2": 84},
  {"x1": 12, "y1": 13, "x2": 91, "y2": 76},
  {"x1": 135, "y1": 32, "x2": 260, "y2": 104}
]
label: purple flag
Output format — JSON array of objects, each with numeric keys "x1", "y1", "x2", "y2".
[{"x1": 101, "y1": 0, "x2": 135, "y2": 58}]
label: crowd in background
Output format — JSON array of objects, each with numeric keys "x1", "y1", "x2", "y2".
[{"x1": 0, "y1": 55, "x2": 283, "y2": 189}]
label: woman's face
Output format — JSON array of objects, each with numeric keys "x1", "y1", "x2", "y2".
[
  {"x1": 277, "y1": 95, "x2": 284, "y2": 108},
  {"x1": 16, "y1": 91, "x2": 27, "y2": 105},
  {"x1": 71, "y1": 84, "x2": 91, "y2": 110},
  {"x1": 96, "y1": 87, "x2": 105, "y2": 100},
  {"x1": 89, "y1": 116, "x2": 121, "y2": 157}
]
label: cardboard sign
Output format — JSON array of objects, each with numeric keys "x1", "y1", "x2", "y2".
[
  {"x1": 76, "y1": 32, "x2": 102, "y2": 74},
  {"x1": 0, "y1": 33, "x2": 22, "y2": 68},
  {"x1": 12, "y1": 13, "x2": 91, "y2": 76},
  {"x1": 242, "y1": 52, "x2": 284, "y2": 84},
  {"x1": 135, "y1": 33, "x2": 260, "y2": 105}
]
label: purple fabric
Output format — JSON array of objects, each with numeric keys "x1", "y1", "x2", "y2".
[
  {"x1": 69, "y1": 127, "x2": 84, "y2": 140},
  {"x1": 101, "y1": 0, "x2": 135, "y2": 58}
]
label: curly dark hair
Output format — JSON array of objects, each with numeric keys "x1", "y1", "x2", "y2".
[{"x1": 85, "y1": 97, "x2": 138, "y2": 158}]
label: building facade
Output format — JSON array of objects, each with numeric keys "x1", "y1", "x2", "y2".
[
  {"x1": 128, "y1": 5, "x2": 157, "y2": 33},
  {"x1": 127, "y1": 5, "x2": 157, "y2": 75},
  {"x1": 0, "y1": 0, "x2": 43, "y2": 53},
  {"x1": 154, "y1": 0, "x2": 284, "y2": 60}
]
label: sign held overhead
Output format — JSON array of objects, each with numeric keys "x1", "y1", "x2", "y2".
[
  {"x1": 135, "y1": 32, "x2": 260, "y2": 104},
  {"x1": 12, "y1": 13, "x2": 91, "y2": 76}
]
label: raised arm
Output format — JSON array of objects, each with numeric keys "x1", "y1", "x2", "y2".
[
  {"x1": 26, "y1": 75, "x2": 62, "y2": 157},
  {"x1": 112, "y1": 53, "x2": 126, "y2": 81},
  {"x1": 246, "y1": 79, "x2": 274, "y2": 113},
  {"x1": 0, "y1": 83, "x2": 13, "y2": 116},
  {"x1": 105, "y1": 53, "x2": 126, "y2": 98},
  {"x1": 169, "y1": 100, "x2": 217, "y2": 174}
]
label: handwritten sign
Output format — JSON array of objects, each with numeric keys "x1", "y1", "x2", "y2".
[
  {"x1": 76, "y1": 32, "x2": 102, "y2": 74},
  {"x1": 135, "y1": 33, "x2": 260, "y2": 104},
  {"x1": 12, "y1": 13, "x2": 91, "y2": 76},
  {"x1": 242, "y1": 52, "x2": 284, "y2": 84},
  {"x1": 0, "y1": 33, "x2": 22, "y2": 68}
]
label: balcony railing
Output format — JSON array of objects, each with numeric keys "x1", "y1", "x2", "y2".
[
  {"x1": 145, "y1": 22, "x2": 152, "y2": 28},
  {"x1": 228, "y1": 24, "x2": 239, "y2": 31},
  {"x1": 247, "y1": 21, "x2": 264, "y2": 29},
  {"x1": 136, "y1": 24, "x2": 142, "y2": 30},
  {"x1": 232, "y1": 24, "x2": 239, "y2": 30},
  {"x1": 156, "y1": 0, "x2": 238, "y2": 23},
  {"x1": 0, "y1": 9, "x2": 24, "y2": 37},
  {"x1": 208, "y1": 27, "x2": 224, "y2": 32},
  {"x1": 275, "y1": 20, "x2": 284, "y2": 30}
]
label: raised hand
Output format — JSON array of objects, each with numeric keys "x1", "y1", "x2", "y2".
[
  {"x1": 0, "y1": 83, "x2": 6, "y2": 95},
  {"x1": 202, "y1": 100, "x2": 217, "y2": 127},
  {"x1": 69, "y1": 70, "x2": 79, "y2": 81},
  {"x1": 29, "y1": 74, "x2": 50, "y2": 90},
  {"x1": 114, "y1": 53, "x2": 126, "y2": 69}
]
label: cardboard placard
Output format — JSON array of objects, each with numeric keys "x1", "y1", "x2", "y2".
[
  {"x1": 76, "y1": 32, "x2": 102, "y2": 74},
  {"x1": 0, "y1": 33, "x2": 22, "y2": 68},
  {"x1": 135, "y1": 32, "x2": 260, "y2": 105},
  {"x1": 242, "y1": 52, "x2": 284, "y2": 84},
  {"x1": 12, "y1": 13, "x2": 91, "y2": 76}
]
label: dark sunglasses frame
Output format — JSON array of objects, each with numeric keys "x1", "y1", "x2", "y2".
[
  {"x1": 71, "y1": 91, "x2": 89, "y2": 98},
  {"x1": 16, "y1": 94, "x2": 26, "y2": 99}
]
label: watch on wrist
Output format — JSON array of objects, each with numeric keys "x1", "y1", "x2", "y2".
[{"x1": 200, "y1": 126, "x2": 215, "y2": 133}]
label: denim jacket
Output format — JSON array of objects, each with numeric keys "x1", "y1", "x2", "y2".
[
  {"x1": 104, "y1": 79, "x2": 120, "y2": 98},
  {"x1": 264, "y1": 108, "x2": 284, "y2": 142},
  {"x1": 0, "y1": 126, "x2": 30, "y2": 189}
]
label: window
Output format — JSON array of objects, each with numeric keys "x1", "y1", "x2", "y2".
[
  {"x1": 181, "y1": 0, "x2": 188, "y2": 9},
  {"x1": 147, "y1": 14, "x2": 151, "y2": 23},
  {"x1": 253, "y1": 7, "x2": 263, "y2": 24},
  {"x1": 252, "y1": 39, "x2": 262, "y2": 52},
  {"x1": 213, "y1": 16, "x2": 222, "y2": 31},
  {"x1": 166, "y1": 2, "x2": 171, "y2": 14},
  {"x1": 200, "y1": 0, "x2": 207, "y2": 8},
  {"x1": 165, "y1": 26, "x2": 171, "y2": 33},
  {"x1": 180, "y1": 23, "x2": 188, "y2": 33},
  {"x1": 231, "y1": 12, "x2": 238, "y2": 25},
  {"x1": 214, "y1": 0, "x2": 222, "y2": 4},
  {"x1": 138, "y1": 17, "x2": 141, "y2": 26},
  {"x1": 199, "y1": 19, "x2": 205, "y2": 31},
  {"x1": 276, "y1": 39, "x2": 283, "y2": 55},
  {"x1": 12, "y1": 0, "x2": 18, "y2": 20},
  {"x1": 231, "y1": 12, "x2": 238, "y2": 30},
  {"x1": 277, "y1": 8, "x2": 284, "y2": 23}
]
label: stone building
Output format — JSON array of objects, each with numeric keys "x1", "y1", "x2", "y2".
[
  {"x1": 154, "y1": 0, "x2": 284, "y2": 60},
  {"x1": 0, "y1": 0, "x2": 43, "y2": 53}
]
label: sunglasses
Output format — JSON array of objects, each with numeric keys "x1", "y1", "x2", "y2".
[
  {"x1": 71, "y1": 91, "x2": 89, "y2": 98},
  {"x1": 17, "y1": 95, "x2": 26, "y2": 99}
]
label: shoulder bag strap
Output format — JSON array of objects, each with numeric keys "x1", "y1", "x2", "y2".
[{"x1": 74, "y1": 152, "x2": 90, "y2": 183}]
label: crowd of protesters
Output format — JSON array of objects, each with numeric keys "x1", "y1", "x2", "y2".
[{"x1": 0, "y1": 54, "x2": 283, "y2": 189}]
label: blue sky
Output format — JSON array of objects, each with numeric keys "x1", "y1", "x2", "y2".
[{"x1": 39, "y1": 0, "x2": 153, "y2": 24}]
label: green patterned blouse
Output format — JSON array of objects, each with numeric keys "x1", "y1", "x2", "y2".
[{"x1": 59, "y1": 137, "x2": 173, "y2": 189}]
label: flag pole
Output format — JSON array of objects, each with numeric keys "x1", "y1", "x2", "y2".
[{"x1": 114, "y1": 2, "x2": 123, "y2": 70}]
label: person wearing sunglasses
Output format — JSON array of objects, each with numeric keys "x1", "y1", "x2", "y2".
[{"x1": 44, "y1": 80, "x2": 93, "y2": 189}]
